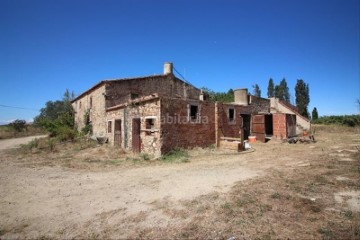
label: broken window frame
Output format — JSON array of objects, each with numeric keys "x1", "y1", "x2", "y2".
[
  {"x1": 188, "y1": 104, "x2": 200, "y2": 123},
  {"x1": 228, "y1": 107, "x2": 235, "y2": 122},
  {"x1": 107, "y1": 120, "x2": 112, "y2": 133},
  {"x1": 145, "y1": 118, "x2": 156, "y2": 136}
]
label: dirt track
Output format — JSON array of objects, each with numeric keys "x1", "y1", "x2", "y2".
[
  {"x1": 0, "y1": 127, "x2": 359, "y2": 239},
  {"x1": 0, "y1": 135, "x2": 47, "y2": 151}
]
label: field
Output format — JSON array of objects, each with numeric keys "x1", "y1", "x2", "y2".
[
  {"x1": 0, "y1": 124, "x2": 45, "y2": 140},
  {"x1": 0, "y1": 125, "x2": 359, "y2": 239}
]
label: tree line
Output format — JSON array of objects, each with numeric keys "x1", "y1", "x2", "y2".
[{"x1": 202, "y1": 78, "x2": 312, "y2": 119}]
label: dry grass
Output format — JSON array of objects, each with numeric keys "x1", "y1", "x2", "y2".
[
  {"x1": 0, "y1": 125, "x2": 46, "y2": 139},
  {"x1": 1, "y1": 125, "x2": 359, "y2": 239}
]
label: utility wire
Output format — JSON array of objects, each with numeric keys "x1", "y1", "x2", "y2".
[
  {"x1": 173, "y1": 66, "x2": 196, "y2": 88},
  {"x1": 0, "y1": 104, "x2": 39, "y2": 111}
]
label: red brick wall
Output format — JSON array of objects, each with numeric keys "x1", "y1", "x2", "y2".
[
  {"x1": 217, "y1": 103, "x2": 243, "y2": 138},
  {"x1": 160, "y1": 98, "x2": 216, "y2": 154},
  {"x1": 273, "y1": 113, "x2": 287, "y2": 139}
]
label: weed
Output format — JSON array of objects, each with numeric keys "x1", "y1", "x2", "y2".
[
  {"x1": 318, "y1": 227, "x2": 333, "y2": 239},
  {"x1": 48, "y1": 139, "x2": 56, "y2": 152},
  {"x1": 344, "y1": 210, "x2": 353, "y2": 219},
  {"x1": 140, "y1": 153, "x2": 151, "y2": 161},
  {"x1": 28, "y1": 138, "x2": 39, "y2": 149},
  {"x1": 222, "y1": 202, "x2": 232, "y2": 209},
  {"x1": 315, "y1": 175, "x2": 328, "y2": 184},
  {"x1": 160, "y1": 147, "x2": 189, "y2": 163},
  {"x1": 271, "y1": 192, "x2": 281, "y2": 199}
]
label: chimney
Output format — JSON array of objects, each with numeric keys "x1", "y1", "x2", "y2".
[{"x1": 163, "y1": 62, "x2": 173, "y2": 75}]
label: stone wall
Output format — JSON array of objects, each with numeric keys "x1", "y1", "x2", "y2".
[
  {"x1": 72, "y1": 84, "x2": 106, "y2": 137},
  {"x1": 105, "y1": 75, "x2": 201, "y2": 108},
  {"x1": 106, "y1": 98, "x2": 162, "y2": 157}
]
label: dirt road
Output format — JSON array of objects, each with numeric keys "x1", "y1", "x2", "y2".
[
  {"x1": 0, "y1": 127, "x2": 359, "y2": 239},
  {"x1": 0, "y1": 135, "x2": 47, "y2": 150}
]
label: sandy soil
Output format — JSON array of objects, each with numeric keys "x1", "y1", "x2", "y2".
[
  {"x1": 0, "y1": 127, "x2": 359, "y2": 239},
  {"x1": 0, "y1": 135, "x2": 47, "y2": 150}
]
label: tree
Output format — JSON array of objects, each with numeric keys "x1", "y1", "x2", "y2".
[
  {"x1": 201, "y1": 87, "x2": 234, "y2": 103},
  {"x1": 252, "y1": 84, "x2": 261, "y2": 97},
  {"x1": 312, "y1": 107, "x2": 318, "y2": 121},
  {"x1": 33, "y1": 90, "x2": 76, "y2": 141},
  {"x1": 295, "y1": 79, "x2": 310, "y2": 118},
  {"x1": 9, "y1": 119, "x2": 27, "y2": 132},
  {"x1": 275, "y1": 78, "x2": 290, "y2": 102},
  {"x1": 267, "y1": 78, "x2": 275, "y2": 98}
]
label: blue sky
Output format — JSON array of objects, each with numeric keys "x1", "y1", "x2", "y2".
[{"x1": 0, "y1": 0, "x2": 359, "y2": 124}]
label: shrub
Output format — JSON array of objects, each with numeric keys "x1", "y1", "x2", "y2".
[
  {"x1": 312, "y1": 115, "x2": 360, "y2": 127},
  {"x1": 161, "y1": 147, "x2": 189, "y2": 163},
  {"x1": 9, "y1": 119, "x2": 27, "y2": 132}
]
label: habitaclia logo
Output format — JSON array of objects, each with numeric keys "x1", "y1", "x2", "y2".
[{"x1": 160, "y1": 113, "x2": 209, "y2": 124}]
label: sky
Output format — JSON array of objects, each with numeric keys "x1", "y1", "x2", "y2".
[{"x1": 0, "y1": 0, "x2": 359, "y2": 124}]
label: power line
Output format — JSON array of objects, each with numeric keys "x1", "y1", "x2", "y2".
[
  {"x1": 0, "y1": 104, "x2": 39, "y2": 111},
  {"x1": 173, "y1": 66, "x2": 196, "y2": 88}
]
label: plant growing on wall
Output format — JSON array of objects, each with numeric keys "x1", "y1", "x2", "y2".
[{"x1": 82, "y1": 109, "x2": 92, "y2": 135}]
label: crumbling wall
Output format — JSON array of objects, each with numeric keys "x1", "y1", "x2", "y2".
[
  {"x1": 270, "y1": 97, "x2": 310, "y2": 133},
  {"x1": 72, "y1": 84, "x2": 106, "y2": 137},
  {"x1": 249, "y1": 95, "x2": 270, "y2": 113},
  {"x1": 105, "y1": 75, "x2": 201, "y2": 108},
  {"x1": 106, "y1": 98, "x2": 162, "y2": 157},
  {"x1": 217, "y1": 103, "x2": 243, "y2": 138},
  {"x1": 273, "y1": 113, "x2": 296, "y2": 139},
  {"x1": 160, "y1": 98, "x2": 216, "y2": 154}
]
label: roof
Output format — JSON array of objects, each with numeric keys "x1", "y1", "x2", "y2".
[
  {"x1": 106, "y1": 94, "x2": 160, "y2": 112},
  {"x1": 71, "y1": 74, "x2": 169, "y2": 103},
  {"x1": 71, "y1": 74, "x2": 200, "y2": 103}
]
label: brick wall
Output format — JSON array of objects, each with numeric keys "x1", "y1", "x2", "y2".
[
  {"x1": 72, "y1": 84, "x2": 107, "y2": 137},
  {"x1": 249, "y1": 95, "x2": 270, "y2": 113},
  {"x1": 160, "y1": 98, "x2": 216, "y2": 154},
  {"x1": 273, "y1": 113, "x2": 287, "y2": 139},
  {"x1": 273, "y1": 113, "x2": 296, "y2": 139},
  {"x1": 105, "y1": 75, "x2": 201, "y2": 108},
  {"x1": 217, "y1": 103, "x2": 243, "y2": 138}
]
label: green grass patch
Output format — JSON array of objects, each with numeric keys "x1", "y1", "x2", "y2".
[{"x1": 160, "y1": 147, "x2": 189, "y2": 163}]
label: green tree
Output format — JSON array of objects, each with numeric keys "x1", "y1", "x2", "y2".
[
  {"x1": 275, "y1": 78, "x2": 290, "y2": 103},
  {"x1": 267, "y1": 78, "x2": 275, "y2": 98},
  {"x1": 295, "y1": 79, "x2": 310, "y2": 118},
  {"x1": 9, "y1": 119, "x2": 27, "y2": 132},
  {"x1": 201, "y1": 87, "x2": 234, "y2": 103},
  {"x1": 34, "y1": 90, "x2": 76, "y2": 141},
  {"x1": 312, "y1": 107, "x2": 318, "y2": 121},
  {"x1": 252, "y1": 84, "x2": 261, "y2": 97}
]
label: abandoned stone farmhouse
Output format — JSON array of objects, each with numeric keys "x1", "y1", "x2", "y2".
[{"x1": 71, "y1": 63, "x2": 310, "y2": 157}]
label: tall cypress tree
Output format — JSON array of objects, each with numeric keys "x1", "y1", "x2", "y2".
[
  {"x1": 267, "y1": 78, "x2": 275, "y2": 98},
  {"x1": 295, "y1": 79, "x2": 310, "y2": 118},
  {"x1": 252, "y1": 84, "x2": 261, "y2": 97},
  {"x1": 312, "y1": 107, "x2": 318, "y2": 120},
  {"x1": 275, "y1": 78, "x2": 290, "y2": 103}
]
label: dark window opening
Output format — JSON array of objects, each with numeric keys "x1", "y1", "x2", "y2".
[
  {"x1": 228, "y1": 108, "x2": 235, "y2": 121},
  {"x1": 131, "y1": 93, "x2": 139, "y2": 100},
  {"x1": 108, "y1": 121, "x2": 112, "y2": 133},
  {"x1": 190, "y1": 105, "x2": 198, "y2": 120},
  {"x1": 89, "y1": 97, "x2": 93, "y2": 108},
  {"x1": 79, "y1": 101, "x2": 82, "y2": 109},
  {"x1": 145, "y1": 118, "x2": 155, "y2": 135}
]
